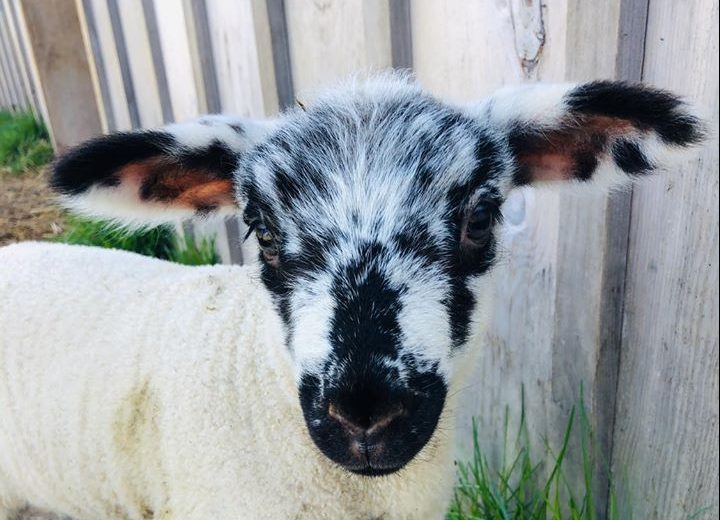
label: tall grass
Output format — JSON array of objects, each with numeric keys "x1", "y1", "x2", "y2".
[
  {"x1": 0, "y1": 110, "x2": 53, "y2": 174},
  {"x1": 448, "y1": 390, "x2": 628, "y2": 520},
  {"x1": 55, "y1": 216, "x2": 219, "y2": 266}
]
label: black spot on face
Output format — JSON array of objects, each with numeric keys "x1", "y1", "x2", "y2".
[{"x1": 329, "y1": 243, "x2": 403, "y2": 362}]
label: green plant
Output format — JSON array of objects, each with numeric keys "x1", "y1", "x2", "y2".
[
  {"x1": 55, "y1": 216, "x2": 219, "y2": 266},
  {"x1": 0, "y1": 109, "x2": 54, "y2": 174},
  {"x1": 448, "y1": 390, "x2": 628, "y2": 520}
]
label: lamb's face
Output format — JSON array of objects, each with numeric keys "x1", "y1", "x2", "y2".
[
  {"x1": 240, "y1": 92, "x2": 507, "y2": 475},
  {"x1": 50, "y1": 73, "x2": 704, "y2": 478}
]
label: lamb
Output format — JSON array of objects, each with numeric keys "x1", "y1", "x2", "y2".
[{"x1": 0, "y1": 73, "x2": 705, "y2": 519}]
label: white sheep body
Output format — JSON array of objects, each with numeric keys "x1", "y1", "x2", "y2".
[{"x1": 0, "y1": 242, "x2": 457, "y2": 520}]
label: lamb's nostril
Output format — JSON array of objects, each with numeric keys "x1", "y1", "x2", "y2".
[{"x1": 328, "y1": 402, "x2": 404, "y2": 436}]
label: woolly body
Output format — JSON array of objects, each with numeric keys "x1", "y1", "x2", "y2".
[{"x1": 0, "y1": 242, "x2": 457, "y2": 520}]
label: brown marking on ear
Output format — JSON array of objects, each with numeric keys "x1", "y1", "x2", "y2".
[
  {"x1": 512, "y1": 115, "x2": 641, "y2": 184},
  {"x1": 175, "y1": 179, "x2": 235, "y2": 210},
  {"x1": 113, "y1": 158, "x2": 236, "y2": 210}
]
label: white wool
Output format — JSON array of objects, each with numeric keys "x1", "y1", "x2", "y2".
[{"x1": 0, "y1": 242, "x2": 459, "y2": 520}]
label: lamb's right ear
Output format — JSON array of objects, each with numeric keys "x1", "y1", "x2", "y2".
[
  {"x1": 477, "y1": 81, "x2": 707, "y2": 191},
  {"x1": 51, "y1": 116, "x2": 276, "y2": 226}
]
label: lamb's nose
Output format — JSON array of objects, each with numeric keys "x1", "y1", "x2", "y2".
[{"x1": 327, "y1": 401, "x2": 404, "y2": 437}]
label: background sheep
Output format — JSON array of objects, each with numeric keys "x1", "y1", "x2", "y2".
[{"x1": 0, "y1": 75, "x2": 705, "y2": 519}]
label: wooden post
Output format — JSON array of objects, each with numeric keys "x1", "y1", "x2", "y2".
[
  {"x1": 17, "y1": 0, "x2": 102, "y2": 150},
  {"x1": 611, "y1": 0, "x2": 719, "y2": 517},
  {"x1": 81, "y1": 0, "x2": 132, "y2": 131},
  {"x1": 411, "y1": 1, "x2": 635, "y2": 514},
  {"x1": 283, "y1": 0, "x2": 392, "y2": 97}
]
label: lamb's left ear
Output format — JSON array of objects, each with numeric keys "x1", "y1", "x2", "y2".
[
  {"x1": 51, "y1": 116, "x2": 276, "y2": 226},
  {"x1": 480, "y1": 81, "x2": 706, "y2": 189}
]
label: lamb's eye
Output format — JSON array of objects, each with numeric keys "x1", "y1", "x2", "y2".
[
  {"x1": 464, "y1": 203, "x2": 495, "y2": 245},
  {"x1": 255, "y1": 224, "x2": 279, "y2": 263},
  {"x1": 255, "y1": 226, "x2": 275, "y2": 248}
]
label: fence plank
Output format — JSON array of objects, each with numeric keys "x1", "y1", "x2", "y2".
[
  {"x1": 152, "y1": 0, "x2": 199, "y2": 122},
  {"x1": 84, "y1": 0, "x2": 132, "y2": 131},
  {"x1": 284, "y1": 0, "x2": 392, "y2": 96},
  {"x1": 411, "y1": 1, "x2": 631, "y2": 513},
  {"x1": 203, "y1": 0, "x2": 278, "y2": 117},
  {"x1": 266, "y1": 0, "x2": 294, "y2": 110},
  {"x1": 611, "y1": 0, "x2": 720, "y2": 517},
  {"x1": 113, "y1": 0, "x2": 163, "y2": 128},
  {"x1": 7, "y1": 0, "x2": 49, "y2": 122},
  {"x1": 0, "y1": 3, "x2": 29, "y2": 110},
  {"x1": 17, "y1": 0, "x2": 102, "y2": 150}
]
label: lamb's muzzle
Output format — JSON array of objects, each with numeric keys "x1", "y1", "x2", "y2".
[{"x1": 303, "y1": 367, "x2": 445, "y2": 475}]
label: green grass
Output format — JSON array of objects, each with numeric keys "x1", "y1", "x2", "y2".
[
  {"x1": 448, "y1": 390, "x2": 628, "y2": 520},
  {"x1": 0, "y1": 109, "x2": 54, "y2": 174},
  {"x1": 55, "y1": 216, "x2": 219, "y2": 266}
]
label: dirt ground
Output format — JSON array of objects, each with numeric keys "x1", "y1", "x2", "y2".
[{"x1": 0, "y1": 168, "x2": 66, "y2": 247}]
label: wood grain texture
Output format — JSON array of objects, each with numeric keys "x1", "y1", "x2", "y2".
[
  {"x1": 152, "y1": 0, "x2": 200, "y2": 122},
  {"x1": 114, "y1": 0, "x2": 163, "y2": 128},
  {"x1": 0, "y1": 3, "x2": 26, "y2": 109},
  {"x1": 17, "y1": 0, "x2": 102, "y2": 150},
  {"x1": 284, "y1": 0, "x2": 392, "y2": 97},
  {"x1": 412, "y1": 1, "x2": 629, "y2": 513},
  {"x1": 7, "y1": 0, "x2": 49, "y2": 122},
  {"x1": 87, "y1": 0, "x2": 132, "y2": 131},
  {"x1": 266, "y1": 0, "x2": 295, "y2": 110},
  {"x1": 611, "y1": 0, "x2": 719, "y2": 517},
  {"x1": 204, "y1": 0, "x2": 277, "y2": 117}
]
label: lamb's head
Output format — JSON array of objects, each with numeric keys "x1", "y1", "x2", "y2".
[{"x1": 51, "y1": 74, "x2": 704, "y2": 477}]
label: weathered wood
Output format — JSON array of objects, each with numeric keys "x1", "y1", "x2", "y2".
[
  {"x1": 266, "y1": 0, "x2": 294, "y2": 110},
  {"x1": 412, "y1": 1, "x2": 634, "y2": 514},
  {"x1": 152, "y1": 0, "x2": 200, "y2": 122},
  {"x1": 80, "y1": 0, "x2": 115, "y2": 132},
  {"x1": 85, "y1": 0, "x2": 132, "y2": 131},
  {"x1": 389, "y1": 0, "x2": 412, "y2": 69},
  {"x1": 284, "y1": 0, "x2": 392, "y2": 96},
  {"x1": 141, "y1": 0, "x2": 173, "y2": 124},
  {"x1": 113, "y1": 0, "x2": 163, "y2": 128},
  {"x1": 611, "y1": 0, "x2": 720, "y2": 517},
  {"x1": 6, "y1": 0, "x2": 49, "y2": 121},
  {"x1": 202, "y1": 0, "x2": 278, "y2": 117},
  {"x1": 0, "y1": 4, "x2": 25, "y2": 109},
  {"x1": 16, "y1": 0, "x2": 102, "y2": 150}
]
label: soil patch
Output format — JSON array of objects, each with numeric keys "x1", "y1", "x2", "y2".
[{"x1": 0, "y1": 168, "x2": 65, "y2": 246}]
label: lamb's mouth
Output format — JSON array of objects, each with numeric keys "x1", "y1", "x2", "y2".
[{"x1": 348, "y1": 464, "x2": 403, "y2": 477}]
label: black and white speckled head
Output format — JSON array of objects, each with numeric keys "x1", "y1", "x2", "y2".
[{"x1": 51, "y1": 72, "x2": 705, "y2": 476}]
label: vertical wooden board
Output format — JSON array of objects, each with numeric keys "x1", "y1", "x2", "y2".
[
  {"x1": 0, "y1": 61, "x2": 9, "y2": 108},
  {"x1": 4, "y1": 0, "x2": 35, "y2": 114},
  {"x1": 0, "y1": 5, "x2": 25, "y2": 109},
  {"x1": 114, "y1": 0, "x2": 163, "y2": 127},
  {"x1": 152, "y1": 0, "x2": 200, "y2": 122},
  {"x1": 284, "y1": 0, "x2": 391, "y2": 96},
  {"x1": 612, "y1": 0, "x2": 720, "y2": 517},
  {"x1": 203, "y1": 0, "x2": 277, "y2": 117},
  {"x1": 0, "y1": 13, "x2": 17, "y2": 108},
  {"x1": 17, "y1": 0, "x2": 103, "y2": 150},
  {"x1": 7, "y1": 0, "x2": 48, "y2": 120},
  {"x1": 83, "y1": 0, "x2": 131, "y2": 131},
  {"x1": 75, "y1": 0, "x2": 110, "y2": 132},
  {"x1": 411, "y1": 0, "x2": 627, "y2": 509}
]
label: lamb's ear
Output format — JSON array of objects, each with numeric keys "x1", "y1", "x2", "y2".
[
  {"x1": 51, "y1": 115, "x2": 276, "y2": 226},
  {"x1": 481, "y1": 81, "x2": 706, "y2": 190}
]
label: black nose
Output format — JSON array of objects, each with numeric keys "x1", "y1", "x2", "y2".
[{"x1": 299, "y1": 371, "x2": 447, "y2": 476}]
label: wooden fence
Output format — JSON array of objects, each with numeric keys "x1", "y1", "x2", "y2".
[{"x1": 1, "y1": 0, "x2": 718, "y2": 517}]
